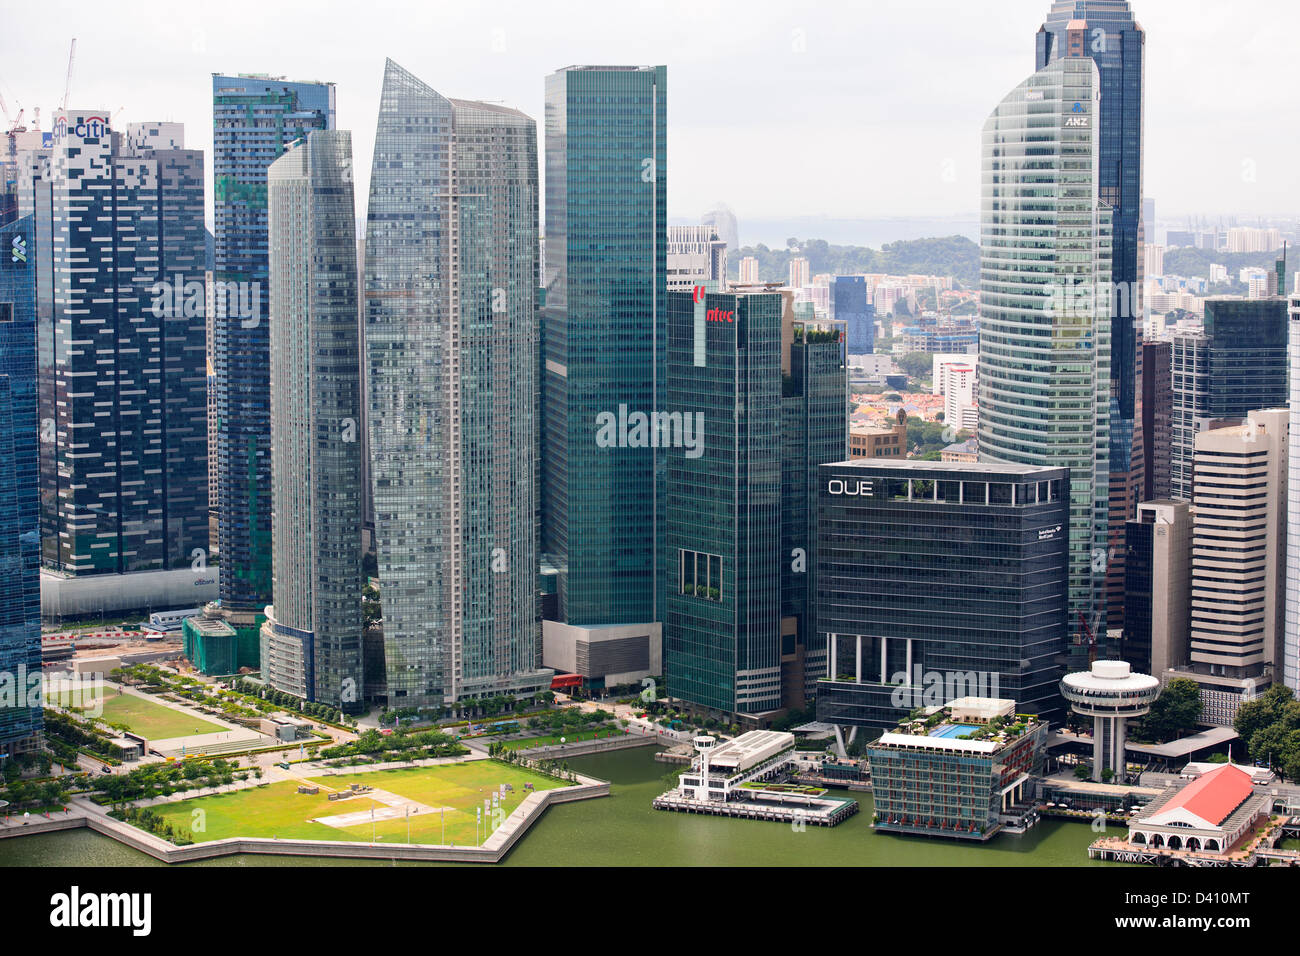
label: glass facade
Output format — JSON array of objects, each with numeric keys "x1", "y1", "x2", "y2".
[
  {"x1": 978, "y1": 57, "x2": 1112, "y2": 647},
  {"x1": 263, "y1": 130, "x2": 364, "y2": 711},
  {"x1": 1169, "y1": 298, "x2": 1288, "y2": 501},
  {"x1": 665, "y1": 290, "x2": 782, "y2": 716},
  {"x1": 814, "y1": 462, "x2": 1070, "y2": 728},
  {"x1": 540, "y1": 65, "x2": 666, "y2": 628},
  {"x1": 781, "y1": 328, "x2": 847, "y2": 701},
  {"x1": 32, "y1": 114, "x2": 207, "y2": 576},
  {"x1": 0, "y1": 213, "x2": 41, "y2": 752},
  {"x1": 1038, "y1": 1, "x2": 1144, "y2": 469},
  {"x1": 365, "y1": 61, "x2": 547, "y2": 708},
  {"x1": 833, "y1": 276, "x2": 874, "y2": 357},
  {"x1": 212, "y1": 75, "x2": 335, "y2": 614}
]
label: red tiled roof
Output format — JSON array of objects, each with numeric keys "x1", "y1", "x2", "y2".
[{"x1": 1163, "y1": 764, "x2": 1254, "y2": 826}]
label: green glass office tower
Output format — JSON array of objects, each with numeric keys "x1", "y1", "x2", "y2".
[
  {"x1": 262, "y1": 131, "x2": 364, "y2": 711},
  {"x1": 366, "y1": 61, "x2": 548, "y2": 709},
  {"x1": 212, "y1": 75, "x2": 335, "y2": 653},
  {"x1": 665, "y1": 290, "x2": 782, "y2": 717},
  {"x1": 979, "y1": 56, "x2": 1112, "y2": 648},
  {"x1": 541, "y1": 65, "x2": 667, "y2": 629}
]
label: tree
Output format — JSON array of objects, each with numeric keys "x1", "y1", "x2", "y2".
[
  {"x1": 1234, "y1": 685, "x2": 1295, "y2": 757},
  {"x1": 1133, "y1": 678, "x2": 1201, "y2": 743},
  {"x1": 896, "y1": 352, "x2": 932, "y2": 380}
]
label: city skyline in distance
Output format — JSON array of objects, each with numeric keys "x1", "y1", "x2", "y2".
[{"x1": 2, "y1": 0, "x2": 1296, "y2": 234}]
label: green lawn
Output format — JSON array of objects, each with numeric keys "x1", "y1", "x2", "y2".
[
  {"x1": 55, "y1": 688, "x2": 226, "y2": 740},
  {"x1": 496, "y1": 728, "x2": 628, "y2": 751},
  {"x1": 150, "y1": 760, "x2": 566, "y2": 846}
]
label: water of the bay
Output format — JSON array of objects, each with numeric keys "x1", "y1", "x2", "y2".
[{"x1": 0, "y1": 746, "x2": 1136, "y2": 867}]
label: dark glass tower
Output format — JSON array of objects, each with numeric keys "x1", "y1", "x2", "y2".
[
  {"x1": 541, "y1": 65, "x2": 666, "y2": 629},
  {"x1": 212, "y1": 75, "x2": 335, "y2": 638},
  {"x1": 833, "y1": 276, "x2": 874, "y2": 357},
  {"x1": 1169, "y1": 297, "x2": 1289, "y2": 501},
  {"x1": 664, "y1": 290, "x2": 782, "y2": 716},
  {"x1": 814, "y1": 461, "x2": 1071, "y2": 730},
  {"x1": 781, "y1": 317, "x2": 847, "y2": 705},
  {"x1": 33, "y1": 116, "x2": 207, "y2": 580},
  {"x1": 0, "y1": 213, "x2": 41, "y2": 754}
]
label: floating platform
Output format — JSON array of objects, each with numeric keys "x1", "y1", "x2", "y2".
[{"x1": 652, "y1": 791, "x2": 859, "y2": 826}]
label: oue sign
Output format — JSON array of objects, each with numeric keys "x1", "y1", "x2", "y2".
[{"x1": 827, "y1": 478, "x2": 874, "y2": 497}]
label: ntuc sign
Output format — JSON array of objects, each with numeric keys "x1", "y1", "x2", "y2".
[
  {"x1": 53, "y1": 114, "x2": 110, "y2": 143},
  {"x1": 693, "y1": 285, "x2": 733, "y2": 322}
]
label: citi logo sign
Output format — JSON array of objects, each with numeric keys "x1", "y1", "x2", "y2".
[
  {"x1": 10, "y1": 234, "x2": 25, "y2": 263},
  {"x1": 827, "y1": 478, "x2": 874, "y2": 497},
  {"x1": 53, "y1": 114, "x2": 110, "y2": 143}
]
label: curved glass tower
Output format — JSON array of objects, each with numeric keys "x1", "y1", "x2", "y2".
[
  {"x1": 366, "y1": 61, "x2": 548, "y2": 709},
  {"x1": 262, "y1": 130, "x2": 364, "y2": 711},
  {"x1": 979, "y1": 55, "x2": 1112, "y2": 649}
]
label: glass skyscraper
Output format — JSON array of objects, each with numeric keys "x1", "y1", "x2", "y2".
[
  {"x1": 31, "y1": 115, "x2": 207, "y2": 580},
  {"x1": 833, "y1": 276, "x2": 874, "y2": 357},
  {"x1": 664, "y1": 290, "x2": 783, "y2": 716},
  {"x1": 1037, "y1": 1, "x2": 1144, "y2": 633},
  {"x1": 262, "y1": 130, "x2": 364, "y2": 711},
  {"x1": 0, "y1": 213, "x2": 42, "y2": 754},
  {"x1": 781, "y1": 317, "x2": 847, "y2": 704},
  {"x1": 978, "y1": 54, "x2": 1112, "y2": 648},
  {"x1": 540, "y1": 65, "x2": 667, "y2": 629},
  {"x1": 1169, "y1": 297, "x2": 1289, "y2": 501},
  {"x1": 212, "y1": 75, "x2": 335, "y2": 648},
  {"x1": 1037, "y1": 1, "x2": 1143, "y2": 473},
  {"x1": 365, "y1": 60, "x2": 548, "y2": 709}
]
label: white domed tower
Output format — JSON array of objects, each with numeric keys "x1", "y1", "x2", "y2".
[{"x1": 1061, "y1": 660, "x2": 1160, "y2": 782}]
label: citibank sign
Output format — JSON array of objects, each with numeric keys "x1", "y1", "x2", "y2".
[
  {"x1": 827, "y1": 478, "x2": 874, "y2": 497},
  {"x1": 53, "y1": 114, "x2": 110, "y2": 143}
]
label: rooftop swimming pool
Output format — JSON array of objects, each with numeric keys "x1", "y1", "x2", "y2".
[{"x1": 929, "y1": 724, "x2": 981, "y2": 739}]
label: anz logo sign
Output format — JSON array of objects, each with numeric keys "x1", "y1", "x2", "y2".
[{"x1": 1065, "y1": 102, "x2": 1089, "y2": 128}]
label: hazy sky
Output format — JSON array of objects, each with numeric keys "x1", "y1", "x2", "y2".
[{"x1": 2, "y1": 0, "x2": 1295, "y2": 239}]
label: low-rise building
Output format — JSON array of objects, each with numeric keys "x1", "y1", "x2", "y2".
[
  {"x1": 867, "y1": 697, "x2": 1046, "y2": 841},
  {"x1": 1128, "y1": 763, "x2": 1270, "y2": 854}
]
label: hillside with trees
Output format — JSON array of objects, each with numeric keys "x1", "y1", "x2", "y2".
[{"x1": 730, "y1": 235, "x2": 980, "y2": 288}]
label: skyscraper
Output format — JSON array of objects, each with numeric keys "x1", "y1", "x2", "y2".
[
  {"x1": 0, "y1": 212, "x2": 41, "y2": 754},
  {"x1": 664, "y1": 289, "x2": 783, "y2": 717},
  {"x1": 1169, "y1": 297, "x2": 1289, "y2": 501},
  {"x1": 261, "y1": 130, "x2": 364, "y2": 712},
  {"x1": 666, "y1": 224, "x2": 726, "y2": 292},
  {"x1": 366, "y1": 60, "x2": 548, "y2": 709},
  {"x1": 815, "y1": 461, "x2": 1071, "y2": 735},
  {"x1": 978, "y1": 54, "x2": 1112, "y2": 649},
  {"x1": 701, "y1": 203, "x2": 739, "y2": 259},
  {"x1": 780, "y1": 311, "x2": 847, "y2": 705},
  {"x1": 31, "y1": 114, "x2": 209, "y2": 614},
  {"x1": 1285, "y1": 295, "x2": 1300, "y2": 692},
  {"x1": 212, "y1": 75, "x2": 335, "y2": 659},
  {"x1": 1140, "y1": 339, "x2": 1172, "y2": 501},
  {"x1": 540, "y1": 65, "x2": 666, "y2": 630},
  {"x1": 833, "y1": 275, "x2": 874, "y2": 357},
  {"x1": 1038, "y1": 1, "x2": 1145, "y2": 618},
  {"x1": 1167, "y1": 410, "x2": 1289, "y2": 726}
]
